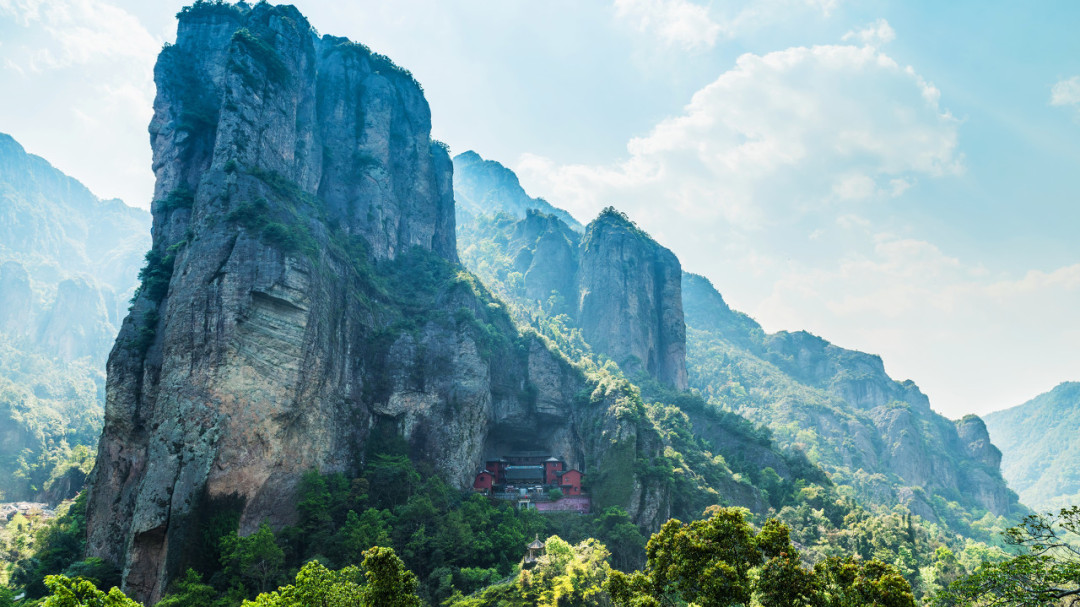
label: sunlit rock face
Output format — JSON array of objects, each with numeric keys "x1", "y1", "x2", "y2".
[{"x1": 83, "y1": 5, "x2": 682, "y2": 604}]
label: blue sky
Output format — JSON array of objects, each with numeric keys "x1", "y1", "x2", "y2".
[{"x1": 1, "y1": 0, "x2": 1077, "y2": 418}]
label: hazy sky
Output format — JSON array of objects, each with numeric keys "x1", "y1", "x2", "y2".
[{"x1": 1, "y1": 0, "x2": 1077, "y2": 418}]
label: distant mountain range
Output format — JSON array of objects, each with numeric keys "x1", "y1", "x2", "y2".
[
  {"x1": 984, "y1": 381, "x2": 1080, "y2": 511},
  {"x1": 0, "y1": 132, "x2": 150, "y2": 502},
  {"x1": 453, "y1": 149, "x2": 1025, "y2": 535}
]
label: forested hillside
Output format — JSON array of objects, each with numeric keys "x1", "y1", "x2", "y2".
[
  {"x1": 0, "y1": 133, "x2": 150, "y2": 502},
  {"x1": 984, "y1": 382, "x2": 1080, "y2": 510}
]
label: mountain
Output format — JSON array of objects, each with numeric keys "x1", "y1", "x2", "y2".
[
  {"x1": 983, "y1": 382, "x2": 1080, "y2": 510},
  {"x1": 682, "y1": 273, "x2": 1021, "y2": 528},
  {"x1": 453, "y1": 150, "x2": 582, "y2": 230},
  {"x1": 456, "y1": 158, "x2": 1023, "y2": 539},
  {"x1": 459, "y1": 208, "x2": 687, "y2": 389},
  {"x1": 84, "y1": 5, "x2": 717, "y2": 602},
  {"x1": 0, "y1": 133, "x2": 150, "y2": 502}
]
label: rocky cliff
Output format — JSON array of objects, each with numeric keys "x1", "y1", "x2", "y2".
[
  {"x1": 682, "y1": 273, "x2": 1021, "y2": 523},
  {"x1": 84, "y1": 5, "x2": 669, "y2": 602},
  {"x1": 453, "y1": 151, "x2": 582, "y2": 230},
  {"x1": 458, "y1": 205, "x2": 688, "y2": 390},
  {"x1": 578, "y1": 209, "x2": 687, "y2": 390}
]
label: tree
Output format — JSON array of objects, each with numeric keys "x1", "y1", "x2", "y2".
[
  {"x1": 606, "y1": 507, "x2": 917, "y2": 607},
  {"x1": 359, "y1": 546, "x2": 422, "y2": 607},
  {"x1": 936, "y1": 506, "x2": 1080, "y2": 606},
  {"x1": 606, "y1": 507, "x2": 763, "y2": 606},
  {"x1": 40, "y1": 575, "x2": 140, "y2": 607},
  {"x1": 243, "y1": 561, "x2": 364, "y2": 607},
  {"x1": 220, "y1": 522, "x2": 286, "y2": 593},
  {"x1": 815, "y1": 556, "x2": 917, "y2": 607},
  {"x1": 156, "y1": 569, "x2": 219, "y2": 607}
]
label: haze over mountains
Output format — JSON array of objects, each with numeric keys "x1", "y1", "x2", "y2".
[
  {"x1": 984, "y1": 382, "x2": 1080, "y2": 511},
  {"x1": 0, "y1": 132, "x2": 149, "y2": 503},
  {"x1": 453, "y1": 152, "x2": 1022, "y2": 528}
]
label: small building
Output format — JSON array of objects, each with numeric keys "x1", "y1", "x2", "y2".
[
  {"x1": 473, "y1": 469, "x2": 495, "y2": 493},
  {"x1": 474, "y1": 453, "x2": 586, "y2": 507},
  {"x1": 558, "y1": 469, "x2": 583, "y2": 496},
  {"x1": 543, "y1": 457, "x2": 563, "y2": 484},
  {"x1": 523, "y1": 535, "x2": 545, "y2": 569}
]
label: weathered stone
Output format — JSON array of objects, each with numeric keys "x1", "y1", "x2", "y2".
[
  {"x1": 578, "y1": 209, "x2": 687, "y2": 390},
  {"x1": 84, "y1": 5, "x2": 661, "y2": 603}
]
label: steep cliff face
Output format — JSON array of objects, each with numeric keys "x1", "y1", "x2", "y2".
[
  {"x1": 85, "y1": 5, "x2": 661, "y2": 603},
  {"x1": 0, "y1": 261, "x2": 34, "y2": 340},
  {"x1": 458, "y1": 206, "x2": 688, "y2": 390},
  {"x1": 682, "y1": 273, "x2": 1021, "y2": 522},
  {"x1": 578, "y1": 209, "x2": 687, "y2": 390},
  {"x1": 453, "y1": 151, "x2": 582, "y2": 230}
]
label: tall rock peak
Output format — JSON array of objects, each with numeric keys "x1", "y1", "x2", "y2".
[
  {"x1": 578, "y1": 208, "x2": 688, "y2": 390},
  {"x1": 453, "y1": 150, "x2": 582, "y2": 231},
  {"x1": 85, "y1": 5, "x2": 575, "y2": 602},
  {"x1": 149, "y1": 1, "x2": 454, "y2": 263}
]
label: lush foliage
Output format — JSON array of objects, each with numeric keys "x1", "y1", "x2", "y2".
[
  {"x1": 444, "y1": 535, "x2": 611, "y2": 607},
  {"x1": 607, "y1": 506, "x2": 916, "y2": 607},
  {"x1": 38, "y1": 574, "x2": 139, "y2": 607},
  {"x1": 983, "y1": 382, "x2": 1080, "y2": 511},
  {"x1": 935, "y1": 506, "x2": 1080, "y2": 606},
  {"x1": 0, "y1": 343, "x2": 101, "y2": 502}
]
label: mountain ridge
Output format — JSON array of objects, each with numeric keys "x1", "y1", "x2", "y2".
[{"x1": 983, "y1": 381, "x2": 1080, "y2": 510}]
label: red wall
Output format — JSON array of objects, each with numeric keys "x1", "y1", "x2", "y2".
[
  {"x1": 473, "y1": 472, "x2": 494, "y2": 491},
  {"x1": 560, "y1": 470, "x2": 583, "y2": 495}
]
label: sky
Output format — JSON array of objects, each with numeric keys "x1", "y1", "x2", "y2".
[{"x1": 1, "y1": 0, "x2": 1077, "y2": 419}]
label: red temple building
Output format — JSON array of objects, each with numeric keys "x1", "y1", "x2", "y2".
[{"x1": 473, "y1": 453, "x2": 587, "y2": 509}]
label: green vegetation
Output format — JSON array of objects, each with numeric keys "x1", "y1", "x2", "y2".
[
  {"x1": 983, "y1": 382, "x2": 1080, "y2": 511},
  {"x1": 37, "y1": 574, "x2": 139, "y2": 607},
  {"x1": 155, "y1": 188, "x2": 194, "y2": 213},
  {"x1": 231, "y1": 29, "x2": 289, "y2": 86},
  {"x1": 935, "y1": 506, "x2": 1080, "y2": 606},
  {"x1": 0, "y1": 344, "x2": 101, "y2": 502},
  {"x1": 132, "y1": 248, "x2": 175, "y2": 305},
  {"x1": 176, "y1": 0, "x2": 244, "y2": 20},
  {"x1": 608, "y1": 507, "x2": 916, "y2": 607}
]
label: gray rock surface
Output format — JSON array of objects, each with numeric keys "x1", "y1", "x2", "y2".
[
  {"x1": 453, "y1": 151, "x2": 582, "y2": 231},
  {"x1": 578, "y1": 209, "x2": 687, "y2": 390},
  {"x1": 683, "y1": 273, "x2": 1021, "y2": 521},
  {"x1": 0, "y1": 261, "x2": 34, "y2": 340},
  {"x1": 36, "y1": 278, "x2": 116, "y2": 361},
  {"x1": 84, "y1": 5, "x2": 667, "y2": 602}
]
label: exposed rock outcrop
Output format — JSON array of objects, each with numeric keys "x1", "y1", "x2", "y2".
[
  {"x1": 578, "y1": 209, "x2": 687, "y2": 390},
  {"x1": 84, "y1": 5, "x2": 666, "y2": 602},
  {"x1": 0, "y1": 261, "x2": 35, "y2": 340},
  {"x1": 682, "y1": 273, "x2": 1022, "y2": 520},
  {"x1": 453, "y1": 151, "x2": 582, "y2": 230},
  {"x1": 458, "y1": 204, "x2": 689, "y2": 390},
  {"x1": 36, "y1": 278, "x2": 116, "y2": 362}
]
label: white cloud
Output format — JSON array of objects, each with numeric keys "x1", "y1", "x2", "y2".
[
  {"x1": 614, "y1": 0, "x2": 721, "y2": 50},
  {"x1": 613, "y1": 0, "x2": 842, "y2": 49},
  {"x1": 0, "y1": 0, "x2": 159, "y2": 205},
  {"x1": 1, "y1": 0, "x2": 158, "y2": 70},
  {"x1": 749, "y1": 231, "x2": 1080, "y2": 417},
  {"x1": 842, "y1": 18, "x2": 895, "y2": 47},
  {"x1": 1050, "y1": 76, "x2": 1080, "y2": 116},
  {"x1": 517, "y1": 40, "x2": 960, "y2": 229}
]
